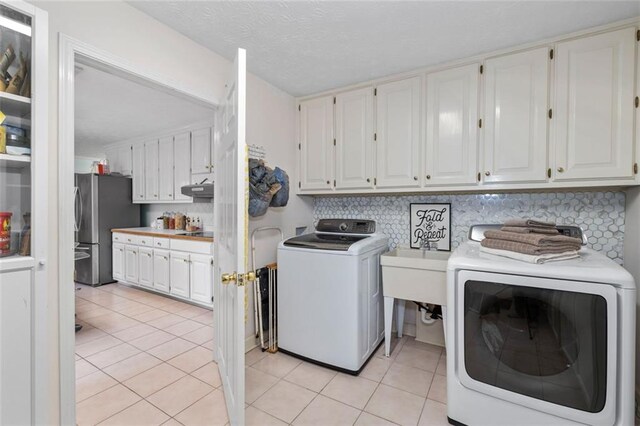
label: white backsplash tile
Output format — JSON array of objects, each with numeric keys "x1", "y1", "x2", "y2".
[{"x1": 314, "y1": 191, "x2": 625, "y2": 264}]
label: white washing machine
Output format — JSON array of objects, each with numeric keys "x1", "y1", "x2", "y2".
[
  {"x1": 277, "y1": 219, "x2": 389, "y2": 373},
  {"x1": 446, "y1": 224, "x2": 635, "y2": 426}
]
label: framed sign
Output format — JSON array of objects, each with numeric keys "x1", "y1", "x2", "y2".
[{"x1": 410, "y1": 203, "x2": 451, "y2": 250}]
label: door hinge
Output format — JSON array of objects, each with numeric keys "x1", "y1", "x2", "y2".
[
  {"x1": 547, "y1": 168, "x2": 551, "y2": 178},
  {"x1": 479, "y1": 65, "x2": 483, "y2": 74},
  {"x1": 635, "y1": 96, "x2": 639, "y2": 108},
  {"x1": 298, "y1": 181, "x2": 301, "y2": 188},
  {"x1": 374, "y1": 88, "x2": 377, "y2": 96},
  {"x1": 549, "y1": 49, "x2": 554, "y2": 60},
  {"x1": 478, "y1": 119, "x2": 482, "y2": 128},
  {"x1": 634, "y1": 163, "x2": 638, "y2": 175},
  {"x1": 548, "y1": 109, "x2": 553, "y2": 119},
  {"x1": 333, "y1": 97, "x2": 336, "y2": 104},
  {"x1": 477, "y1": 172, "x2": 481, "y2": 182},
  {"x1": 298, "y1": 105, "x2": 301, "y2": 111}
]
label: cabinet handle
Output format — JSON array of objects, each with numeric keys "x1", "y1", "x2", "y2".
[
  {"x1": 426, "y1": 175, "x2": 431, "y2": 180},
  {"x1": 485, "y1": 171, "x2": 491, "y2": 176},
  {"x1": 169, "y1": 194, "x2": 172, "y2": 197},
  {"x1": 127, "y1": 239, "x2": 132, "y2": 242},
  {"x1": 326, "y1": 180, "x2": 330, "y2": 185},
  {"x1": 183, "y1": 259, "x2": 189, "y2": 263},
  {"x1": 366, "y1": 178, "x2": 370, "y2": 183},
  {"x1": 141, "y1": 240, "x2": 146, "y2": 244},
  {"x1": 557, "y1": 167, "x2": 564, "y2": 173},
  {"x1": 163, "y1": 256, "x2": 168, "y2": 260},
  {"x1": 413, "y1": 176, "x2": 418, "y2": 181}
]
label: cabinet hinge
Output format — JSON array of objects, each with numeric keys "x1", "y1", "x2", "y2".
[
  {"x1": 374, "y1": 178, "x2": 377, "y2": 186},
  {"x1": 333, "y1": 179, "x2": 336, "y2": 187},
  {"x1": 374, "y1": 133, "x2": 377, "y2": 141},
  {"x1": 298, "y1": 143, "x2": 301, "y2": 150},
  {"x1": 374, "y1": 88, "x2": 377, "y2": 96},
  {"x1": 635, "y1": 96, "x2": 639, "y2": 108},
  {"x1": 479, "y1": 65, "x2": 483, "y2": 74},
  {"x1": 549, "y1": 49, "x2": 554, "y2": 60},
  {"x1": 478, "y1": 119, "x2": 482, "y2": 128},
  {"x1": 333, "y1": 139, "x2": 336, "y2": 146},
  {"x1": 547, "y1": 168, "x2": 551, "y2": 178},
  {"x1": 298, "y1": 181, "x2": 301, "y2": 188},
  {"x1": 333, "y1": 97, "x2": 336, "y2": 104},
  {"x1": 548, "y1": 109, "x2": 553, "y2": 119},
  {"x1": 211, "y1": 259, "x2": 214, "y2": 266},
  {"x1": 637, "y1": 29, "x2": 640, "y2": 42},
  {"x1": 477, "y1": 172, "x2": 481, "y2": 182},
  {"x1": 634, "y1": 163, "x2": 638, "y2": 175},
  {"x1": 298, "y1": 105, "x2": 301, "y2": 111}
]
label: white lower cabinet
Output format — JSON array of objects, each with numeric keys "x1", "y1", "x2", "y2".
[
  {"x1": 124, "y1": 245, "x2": 139, "y2": 283},
  {"x1": 190, "y1": 254, "x2": 213, "y2": 304},
  {"x1": 112, "y1": 243, "x2": 125, "y2": 281},
  {"x1": 153, "y1": 249, "x2": 171, "y2": 293},
  {"x1": 170, "y1": 251, "x2": 191, "y2": 299},
  {"x1": 138, "y1": 247, "x2": 154, "y2": 288}
]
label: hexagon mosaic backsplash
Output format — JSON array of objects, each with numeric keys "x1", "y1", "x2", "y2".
[{"x1": 314, "y1": 191, "x2": 626, "y2": 264}]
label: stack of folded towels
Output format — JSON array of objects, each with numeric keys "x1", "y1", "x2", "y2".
[{"x1": 480, "y1": 219, "x2": 583, "y2": 264}]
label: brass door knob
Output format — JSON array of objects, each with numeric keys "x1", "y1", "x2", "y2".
[
  {"x1": 221, "y1": 272, "x2": 237, "y2": 284},
  {"x1": 243, "y1": 271, "x2": 256, "y2": 282},
  {"x1": 557, "y1": 167, "x2": 564, "y2": 173}
]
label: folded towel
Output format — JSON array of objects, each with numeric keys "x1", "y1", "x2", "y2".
[
  {"x1": 481, "y1": 238, "x2": 581, "y2": 255},
  {"x1": 501, "y1": 226, "x2": 559, "y2": 235},
  {"x1": 484, "y1": 230, "x2": 582, "y2": 247},
  {"x1": 504, "y1": 218, "x2": 556, "y2": 228},
  {"x1": 480, "y1": 245, "x2": 580, "y2": 264}
]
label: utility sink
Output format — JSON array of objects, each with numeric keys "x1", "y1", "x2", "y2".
[{"x1": 381, "y1": 248, "x2": 451, "y2": 272}]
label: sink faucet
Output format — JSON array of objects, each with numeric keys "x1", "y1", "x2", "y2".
[{"x1": 420, "y1": 235, "x2": 440, "y2": 251}]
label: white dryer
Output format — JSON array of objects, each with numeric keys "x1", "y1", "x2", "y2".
[
  {"x1": 446, "y1": 225, "x2": 635, "y2": 426},
  {"x1": 277, "y1": 219, "x2": 389, "y2": 373}
]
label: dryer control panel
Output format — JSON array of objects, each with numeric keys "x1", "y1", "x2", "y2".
[{"x1": 316, "y1": 219, "x2": 376, "y2": 234}]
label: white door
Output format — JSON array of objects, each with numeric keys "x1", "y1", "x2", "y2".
[
  {"x1": 132, "y1": 144, "x2": 145, "y2": 201},
  {"x1": 483, "y1": 48, "x2": 549, "y2": 183},
  {"x1": 112, "y1": 243, "x2": 125, "y2": 281},
  {"x1": 190, "y1": 254, "x2": 213, "y2": 305},
  {"x1": 553, "y1": 28, "x2": 636, "y2": 181},
  {"x1": 170, "y1": 251, "x2": 190, "y2": 298},
  {"x1": 124, "y1": 245, "x2": 139, "y2": 284},
  {"x1": 299, "y1": 96, "x2": 334, "y2": 190},
  {"x1": 425, "y1": 64, "x2": 479, "y2": 186},
  {"x1": 174, "y1": 132, "x2": 192, "y2": 201},
  {"x1": 145, "y1": 140, "x2": 159, "y2": 201},
  {"x1": 335, "y1": 87, "x2": 374, "y2": 189},
  {"x1": 158, "y1": 136, "x2": 174, "y2": 201},
  {"x1": 138, "y1": 247, "x2": 154, "y2": 288},
  {"x1": 153, "y1": 249, "x2": 171, "y2": 293},
  {"x1": 214, "y1": 48, "x2": 248, "y2": 425},
  {"x1": 192, "y1": 127, "x2": 212, "y2": 174},
  {"x1": 375, "y1": 76, "x2": 421, "y2": 188},
  {"x1": 119, "y1": 145, "x2": 133, "y2": 176}
]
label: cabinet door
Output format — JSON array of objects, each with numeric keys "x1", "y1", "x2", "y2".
[
  {"x1": 138, "y1": 247, "x2": 154, "y2": 288},
  {"x1": 153, "y1": 249, "x2": 171, "y2": 293},
  {"x1": 375, "y1": 77, "x2": 421, "y2": 188},
  {"x1": 112, "y1": 243, "x2": 125, "y2": 281},
  {"x1": 553, "y1": 28, "x2": 636, "y2": 181},
  {"x1": 170, "y1": 251, "x2": 190, "y2": 298},
  {"x1": 124, "y1": 245, "x2": 139, "y2": 284},
  {"x1": 300, "y1": 96, "x2": 334, "y2": 190},
  {"x1": 425, "y1": 64, "x2": 479, "y2": 185},
  {"x1": 191, "y1": 127, "x2": 212, "y2": 174},
  {"x1": 335, "y1": 88, "x2": 374, "y2": 189},
  {"x1": 158, "y1": 136, "x2": 174, "y2": 201},
  {"x1": 119, "y1": 145, "x2": 133, "y2": 176},
  {"x1": 132, "y1": 144, "x2": 145, "y2": 201},
  {"x1": 483, "y1": 48, "x2": 549, "y2": 183},
  {"x1": 190, "y1": 254, "x2": 213, "y2": 304},
  {"x1": 174, "y1": 132, "x2": 191, "y2": 201},
  {"x1": 145, "y1": 141, "x2": 159, "y2": 201}
]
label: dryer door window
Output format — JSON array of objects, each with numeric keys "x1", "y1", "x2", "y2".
[{"x1": 463, "y1": 280, "x2": 608, "y2": 413}]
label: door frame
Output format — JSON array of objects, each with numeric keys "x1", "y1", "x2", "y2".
[{"x1": 57, "y1": 34, "x2": 218, "y2": 425}]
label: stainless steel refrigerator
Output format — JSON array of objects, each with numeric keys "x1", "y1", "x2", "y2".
[{"x1": 74, "y1": 174, "x2": 140, "y2": 286}]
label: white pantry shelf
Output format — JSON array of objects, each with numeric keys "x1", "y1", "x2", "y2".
[
  {"x1": 0, "y1": 91, "x2": 31, "y2": 118},
  {"x1": 0, "y1": 153, "x2": 30, "y2": 169}
]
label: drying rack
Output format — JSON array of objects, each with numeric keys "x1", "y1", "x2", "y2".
[{"x1": 251, "y1": 227, "x2": 283, "y2": 353}]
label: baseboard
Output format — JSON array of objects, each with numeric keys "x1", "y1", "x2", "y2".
[{"x1": 245, "y1": 335, "x2": 258, "y2": 353}]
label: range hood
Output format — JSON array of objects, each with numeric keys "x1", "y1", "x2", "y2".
[{"x1": 181, "y1": 181, "x2": 214, "y2": 199}]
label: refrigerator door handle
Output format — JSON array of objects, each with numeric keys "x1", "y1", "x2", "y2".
[
  {"x1": 74, "y1": 186, "x2": 80, "y2": 232},
  {"x1": 76, "y1": 186, "x2": 84, "y2": 233}
]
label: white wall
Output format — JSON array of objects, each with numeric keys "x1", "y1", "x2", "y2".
[
  {"x1": 624, "y1": 187, "x2": 640, "y2": 396},
  {"x1": 30, "y1": 1, "x2": 313, "y2": 422}
]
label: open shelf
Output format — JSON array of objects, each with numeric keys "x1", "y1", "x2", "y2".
[
  {"x1": 0, "y1": 152, "x2": 30, "y2": 169},
  {"x1": 0, "y1": 91, "x2": 30, "y2": 118}
]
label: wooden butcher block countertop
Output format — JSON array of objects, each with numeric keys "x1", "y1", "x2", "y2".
[{"x1": 111, "y1": 227, "x2": 214, "y2": 242}]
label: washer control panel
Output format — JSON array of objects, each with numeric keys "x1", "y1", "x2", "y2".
[{"x1": 316, "y1": 219, "x2": 376, "y2": 234}]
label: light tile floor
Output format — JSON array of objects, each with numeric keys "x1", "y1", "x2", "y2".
[{"x1": 75, "y1": 283, "x2": 449, "y2": 425}]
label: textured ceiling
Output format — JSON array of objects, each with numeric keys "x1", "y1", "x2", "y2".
[
  {"x1": 75, "y1": 64, "x2": 214, "y2": 157},
  {"x1": 129, "y1": 1, "x2": 640, "y2": 96}
]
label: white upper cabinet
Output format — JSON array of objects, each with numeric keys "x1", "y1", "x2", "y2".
[
  {"x1": 158, "y1": 137, "x2": 174, "y2": 201},
  {"x1": 144, "y1": 140, "x2": 159, "y2": 201},
  {"x1": 120, "y1": 145, "x2": 133, "y2": 176},
  {"x1": 300, "y1": 96, "x2": 334, "y2": 190},
  {"x1": 483, "y1": 47, "x2": 549, "y2": 184},
  {"x1": 191, "y1": 127, "x2": 212, "y2": 174},
  {"x1": 335, "y1": 87, "x2": 375, "y2": 189},
  {"x1": 132, "y1": 144, "x2": 145, "y2": 201},
  {"x1": 375, "y1": 77, "x2": 421, "y2": 188},
  {"x1": 425, "y1": 64, "x2": 479, "y2": 185},
  {"x1": 553, "y1": 28, "x2": 636, "y2": 181},
  {"x1": 174, "y1": 132, "x2": 192, "y2": 201}
]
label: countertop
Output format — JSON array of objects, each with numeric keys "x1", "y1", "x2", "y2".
[{"x1": 112, "y1": 227, "x2": 214, "y2": 242}]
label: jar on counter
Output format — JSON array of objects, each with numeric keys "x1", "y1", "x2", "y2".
[
  {"x1": 169, "y1": 212, "x2": 176, "y2": 230},
  {"x1": 162, "y1": 212, "x2": 170, "y2": 229},
  {"x1": 175, "y1": 213, "x2": 186, "y2": 230}
]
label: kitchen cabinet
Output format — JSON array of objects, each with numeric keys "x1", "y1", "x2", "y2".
[
  {"x1": 553, "y1": 27, "x2": 636, "y2": 181},
  {"x1": 124, "y1": 245, "x2": 139, "y2": 283},
  {"x1": 132, "y1": 144, "x2": 145, "y2": 201},
  {"x1": 375, "y1": 77, "x2": 421, "y2": 188},
  {"x1": 153, "y1": 249, "x2": 171, "y2": 293},
  {"x1": 138, "y1": 247, "x2": 154, "y2": 288},
  {"x1": 158, "y1": 137, "x2": 174, "y2": 201},
  {"x1": 144, "y1": 140, "x2": 159, "y2": 201},
  {"x1": 335, "y1": 87, "x2": 374, "y2": 189},
  {"x1": 170, "y1": 250, "x2": 190, "y2": 298},
  {"x1": 190, "y1": 253, "x2": 213, "y2": 304},
  {"x1": 300, "y1": 96, "x2": 334, "y2": 190},
  {"x1": 112, "y1": 243, "x2": 125, "y2": 281},
  {"x1": 191, "y1": 127, "x2": 213, "y2": 174},
  {"x1": 106, "y1": 145, "x2": 132, "y2": 176},
  {"x1": 483, "y1": 48, "x2": 549, "y2": 184},
  {"x1": 425, "y1": 64, "x2": 479, "y2": 186},
  {"x1": 174, "y1": 132, "x2": 191, "y2": 201}
]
